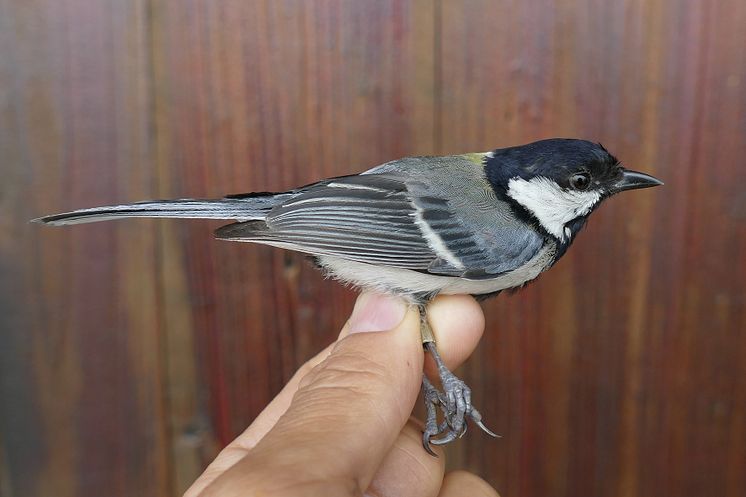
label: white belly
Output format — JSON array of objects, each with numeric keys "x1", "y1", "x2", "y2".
[{"x1": 316, "y1": 244, "x2": 556, "y2": 299}]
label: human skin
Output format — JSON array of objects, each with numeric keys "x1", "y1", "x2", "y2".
[{"x1": 184, "y1": 292, "x2": 500, "y2": 497}]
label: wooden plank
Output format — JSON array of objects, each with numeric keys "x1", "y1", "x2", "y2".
[
  {"x1": 150, "y1": 0, "x2": 436, "y2": 492},
  {"x1": 0, "y1": 1, "x2": 169, "y2": 496},
  {"x1": 2, "y1": 0, "x2": 745, "y2": 496},
  {"x1": 438, "y1": 1, "x2": 746, "y2": 496}
]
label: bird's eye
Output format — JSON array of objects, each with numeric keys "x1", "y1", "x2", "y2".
[{"x1": 569, "y1": 172, "x2": 591, "y2": 190}]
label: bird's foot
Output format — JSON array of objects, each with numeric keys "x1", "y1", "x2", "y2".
[
  {"x1": 420, "y1": 342, "x2": 498, "y2": 455},
  {"x1": 422, "y1": 376, "x2": 451, "y2": 456}
]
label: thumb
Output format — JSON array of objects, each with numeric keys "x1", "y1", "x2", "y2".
[{"x1": 203, "y1": 292, "x2": 424, "y2": 496}]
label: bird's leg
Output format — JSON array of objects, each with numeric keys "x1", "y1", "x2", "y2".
[
  {"x1": 419, "y1": 309, "x2": 447, "y2": 453},
  {"x1": 419, "y1": 306, "x2": 498, "y2": 454}
]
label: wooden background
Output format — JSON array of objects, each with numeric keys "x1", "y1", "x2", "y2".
[{"x1": 1, "y1": 1, "x2": 745, "y2": 496}]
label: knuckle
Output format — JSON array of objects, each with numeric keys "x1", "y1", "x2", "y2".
[
  {"x1": 288, "y1": 349, "x2": 399, "y2": 432},
  {"x1": 299, "y1": 347, "x2": 390, "y2": 393}
]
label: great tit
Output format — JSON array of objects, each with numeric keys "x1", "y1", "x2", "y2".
[{"x1": 35, "y1": 138, "x2": 663, "y2": 454}]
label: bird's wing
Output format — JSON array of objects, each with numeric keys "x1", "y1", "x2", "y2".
[
  {"x1": 365, "y1": 155, "x2": 548, "y2": 279},
  {"x1": 217, "y1": 156, "x2": 547, "y2": 279},
  {"x1": 215, "y1": 173, "x2": 474, "y2": 274}
]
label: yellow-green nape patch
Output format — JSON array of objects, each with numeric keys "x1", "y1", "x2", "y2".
[{"x1": 459, "y1": 152, "x2": 492, "y2": 166}]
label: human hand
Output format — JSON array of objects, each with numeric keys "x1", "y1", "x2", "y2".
[{"x1": 184, "y1": 292, "x2": 499, "y2": 497}]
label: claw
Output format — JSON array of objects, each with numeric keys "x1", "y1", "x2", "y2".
[
  {"x1": 422, "y1": 418, "x2": 450, "y2": 455},
  {"x1": 431, "y1": 429, "x2": 460, "y2": 446},
  {"x1": 476, "y1": 420, "x2": 499, "y2": 438},
  {"x1": 422, "y1": 434, "x2": 439, "y2": 457},
  {"x1": 469, "y1": 406, "x2": 499, "y2": 438}
]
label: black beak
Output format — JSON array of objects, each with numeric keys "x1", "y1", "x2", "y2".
[{"x1": 613, "y1": 169, "x2": 664, "y2": 192}]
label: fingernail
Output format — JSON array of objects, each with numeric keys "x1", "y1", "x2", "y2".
[{"x1": 348, "y1": 292, "x2": 407, "y2": 333}]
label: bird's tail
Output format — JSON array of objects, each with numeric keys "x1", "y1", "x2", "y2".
[{"x1": 33, "y1": 194, "x2": 290, "y2": 226}]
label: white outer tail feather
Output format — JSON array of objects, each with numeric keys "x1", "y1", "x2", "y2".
[{"x1": 33, "y1": 198, "x2": 274, "y2": 226}]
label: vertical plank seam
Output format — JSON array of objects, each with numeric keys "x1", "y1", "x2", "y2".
[{"x1": 143, "y1": 0, "x2": 175, "y2": 495}]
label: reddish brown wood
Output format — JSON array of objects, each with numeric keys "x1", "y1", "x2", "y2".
[
  {"x1": 437, "y1": 1, "x2": 746, "y2": 496},
  {"x1": 0, "y1": 1, "x2": 170, "y2": 496},
  {"x1": 1, "y1": 1, "x2": 744, "y2": 496}
]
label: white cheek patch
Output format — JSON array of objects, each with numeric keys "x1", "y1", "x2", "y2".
[{"x1": 507, "y1": 176, "x2": 601, "y2": 240}]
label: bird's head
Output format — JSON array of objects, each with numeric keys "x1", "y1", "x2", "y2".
[{"x1": 485, "y1": 138, "x2": 662, "y2": 243}]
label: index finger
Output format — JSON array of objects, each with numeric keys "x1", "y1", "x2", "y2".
[
  {"x1": 200, "y1": 295, "x2": 424, "y2": 495},
  {"x1": 197, "y1": 294, "x2": 487, "y2": 496}
]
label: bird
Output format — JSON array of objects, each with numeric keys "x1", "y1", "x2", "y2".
[{"x1": 34, "y1": 138, "x2": 663, "y2": 454}]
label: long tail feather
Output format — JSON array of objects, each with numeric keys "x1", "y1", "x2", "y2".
[{"x1": 33, "y1": 196, "x2": 283, "y2": 226}]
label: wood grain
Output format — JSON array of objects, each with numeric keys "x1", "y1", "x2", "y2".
[
  {"x1": 437, "y1": 1, "x2": 746, "y2": 496},
  {"x1": 0, "y1": 1, "x2": 170, "y2": 496},
  {"x1": 149, "y1": 0, "x2": 435, "y2": 492},
  {"x1": 1, "y1": 1, "x2": 744, "y2": 496}
]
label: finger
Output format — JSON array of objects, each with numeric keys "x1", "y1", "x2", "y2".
[
  {"x1": 438, "y1": 471, "x2": 500, "y2": 497},
  {"x1": 184, "y1": 343, "x2": 335, "y2": 497},
  {"x1": 238, "y1": 344, "x2": 336, "y2": 445},
  {"x1": 202, "y1": 292, "x2": 425, "y2": 496},
  {"x1": 365, "y1": 417, "x2": 445, "y2": 497},
  {"x1": 423, "y1": 294, "x2": 485, "y2": 378},
  {"x1": 185, "y1": 304, "x2": 368, "y2": 497},
  {"x1": 211, "y1": 306, "x2": 362, "y2": 456}
]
